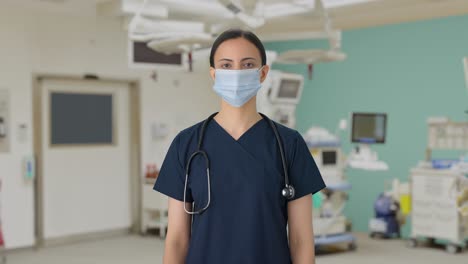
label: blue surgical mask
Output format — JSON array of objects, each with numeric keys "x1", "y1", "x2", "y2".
[{"x1": 213, "y1": 67, "x2": 263, "y2": 107}]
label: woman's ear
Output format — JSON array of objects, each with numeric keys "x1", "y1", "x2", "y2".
[
  {"x1": 209, "y1": 67, "x2": 216, "y2": 81},
  {"x1": 260, "y1": 65, "x2": 270, "y2": 83}
]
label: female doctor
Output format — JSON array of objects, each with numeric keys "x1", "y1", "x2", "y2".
[{"x1": 154, "y1": 29, "x2": 325, "y2": 264}]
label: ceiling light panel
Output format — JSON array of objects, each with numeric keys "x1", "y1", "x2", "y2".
[
  {"x1": 322, "y1": 0, "x2": 379, "y2": 8},
  {"x1": 263, "y1": 3, "x2": 312, "y2": 18}
]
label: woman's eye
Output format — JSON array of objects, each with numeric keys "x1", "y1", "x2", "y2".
[
  {"x1": 244, "y1": 63, "x2": 254, "y2": 68},
  {"x1": 221, "y1": 64, "x2": 231, "y2": 69}
]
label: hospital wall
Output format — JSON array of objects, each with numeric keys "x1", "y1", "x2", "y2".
[
  {"x1": 0, "y1": 7, "x2": 217, "y2": 249},
  {"x1": 265, "y1": 14, "x2": 468, "y2": 236}
]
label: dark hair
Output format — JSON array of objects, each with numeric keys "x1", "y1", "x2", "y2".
[{"x1": 209, "y1": 29, "x2": 266, "y2": 68}]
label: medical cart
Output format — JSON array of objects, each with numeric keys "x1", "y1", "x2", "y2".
[
  {"x1": 313, "y1": 182, "x2": 356, "y2": 252},
  {"x1": 407, "y1": 118, "x2": 468, "y2": 254},
  {"x1": 308, "y1": 139, "x2": 357, "y2": 252},
  {"x1": 141, "y1": 178, "x2": 168, "y2": 238}
]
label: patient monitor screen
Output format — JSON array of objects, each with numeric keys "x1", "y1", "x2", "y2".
[
  {"x1": 351, "y1": 113, "x2": 387, "y2": 144},
  {"x1": 322, "y1": 151, "x2": 337, "y2": 165},
  {"x1": 277, "y1": 79, "x2": 301, "y2": 99}
]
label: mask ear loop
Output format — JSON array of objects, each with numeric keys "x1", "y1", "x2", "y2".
[{"x1": 257, "y1": 65, "x2": 266, "y2": 83}]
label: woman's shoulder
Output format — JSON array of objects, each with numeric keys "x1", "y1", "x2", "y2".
[
  {"x1": 271, "y1": 120, "x2": 303, "y2": 145},
  {"x1": 174, "y1": 120, "x2": 204, "y2": 143}
]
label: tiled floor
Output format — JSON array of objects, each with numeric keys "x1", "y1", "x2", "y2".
[{"x1": 6, "y1": 233, "x2": 467, "y2": 264}]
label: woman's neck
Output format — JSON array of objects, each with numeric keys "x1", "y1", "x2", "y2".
[{"x1": 214, "y1": 96, "x2": 262, "y2": 139}]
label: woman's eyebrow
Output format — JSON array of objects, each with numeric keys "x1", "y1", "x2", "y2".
[{"x1": 218, "y1": 57, "x2": 257, "y2": 62}]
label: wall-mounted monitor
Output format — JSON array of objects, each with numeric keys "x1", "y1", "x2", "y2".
[
  {"x1": 351, "y1": 112, "x2": 387, "y2": 144},
  {"x1": 128, "y1": 40, "x2": 187, "y2": 70},
  {"x1": 269, "y1": 72, "x2": 304, "y2": 104}
]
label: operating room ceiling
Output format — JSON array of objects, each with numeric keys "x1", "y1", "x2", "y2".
[{"x1": 2, "y1": 0, "x2": 468, "y2": 39}]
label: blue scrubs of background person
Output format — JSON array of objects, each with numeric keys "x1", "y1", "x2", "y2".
[{"x1": 154, "y1": 29, "x2": 326, "y2": 264}]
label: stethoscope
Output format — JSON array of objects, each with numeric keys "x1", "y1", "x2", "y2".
[{"x1": 183, "y1": 112, "x2": 295, "y2": 215}]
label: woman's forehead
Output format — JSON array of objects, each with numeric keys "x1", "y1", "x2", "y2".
[{"x1": 214, "y1": 38, "x2": 261, "y2": 60}]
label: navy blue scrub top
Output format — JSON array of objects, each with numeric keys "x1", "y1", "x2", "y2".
[{"x1": 154, "y1": 116, "x2": 326, "y2": 264}]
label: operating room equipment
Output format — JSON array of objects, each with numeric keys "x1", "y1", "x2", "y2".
[
  {"x1": 124, "y1": 0, "x2": 349, "y2": 76},
  {"x1": 305, "y1": 127, "x2": 344, "y2": 186},
  {"x1": 348, "y1": 112, "x2": 389, "y2": 171},
  {"x1": 407, "y1": 117, "x2": 468, "y2": 254},
  {"x1": 217, "y1": 0, "x2": 266, "y2": 29},
  {"x1": 369, "y1": 193, "x2": 401, "y2": 239},
  {"x1": 127, "y1": 0, "x2": 212, "y2": 72},
  {"x1": 125, "y1": 0, "x2": 347, "y2": 74},
  {"x1": 257, "y1": 70, "x2": 304, "y2": 128},
  {"x1": 275, "y1": 0, "x2": 347, "y2": 80},
  {"x1": 306, "y1": 127, "x2": 356, "y2": 251},
  {"x1": 183, "y1": 112, "x2": 295, "y2": 215},
  {"x1": 369, "y1": 179, "x2": 409, "y2": 239},
  {"x1": 305, "y1": 116, "x2": 392, "y2": 250},
  {"x1": 408, "y1": 168, "x2": 468, "y2": 253},
  {"x1": 452, "y1": 155, "x2": 468, "y2": 175},
  {"x1": 427, "y1": 117, "x2": 468, "y2": 152}
]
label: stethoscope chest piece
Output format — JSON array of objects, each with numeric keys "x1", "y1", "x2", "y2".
[{"x1": 282, "y1": 185, "x2": 295, "y2": 200}]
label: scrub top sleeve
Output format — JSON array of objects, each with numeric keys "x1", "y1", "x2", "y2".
[
  {"x1": 153, "y1": 134, "x2": 193, "y2": 202},
  {"x1": 288, "y1": 131, "x2": 326, "y2": 201}
]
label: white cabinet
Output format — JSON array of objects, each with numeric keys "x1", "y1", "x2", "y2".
[
  {"x1": 410, "y1": 169, "x2": 467, "y2": 245},
  {"x1": 141, "y1": 183, "x2": 168, "y2": 238}
]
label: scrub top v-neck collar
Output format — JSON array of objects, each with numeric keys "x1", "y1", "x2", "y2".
[{"x1": 211, "y1": 117, "x2": 266, "y2": 143}]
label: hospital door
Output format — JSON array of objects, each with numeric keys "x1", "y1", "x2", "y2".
[{"x1": 36, "y1": 78, "x2": 133, "y2": 242}]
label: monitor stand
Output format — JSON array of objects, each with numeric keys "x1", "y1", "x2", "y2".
[{"x1": 348, "y1": 144, "x2": 389, "y2": 171}]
